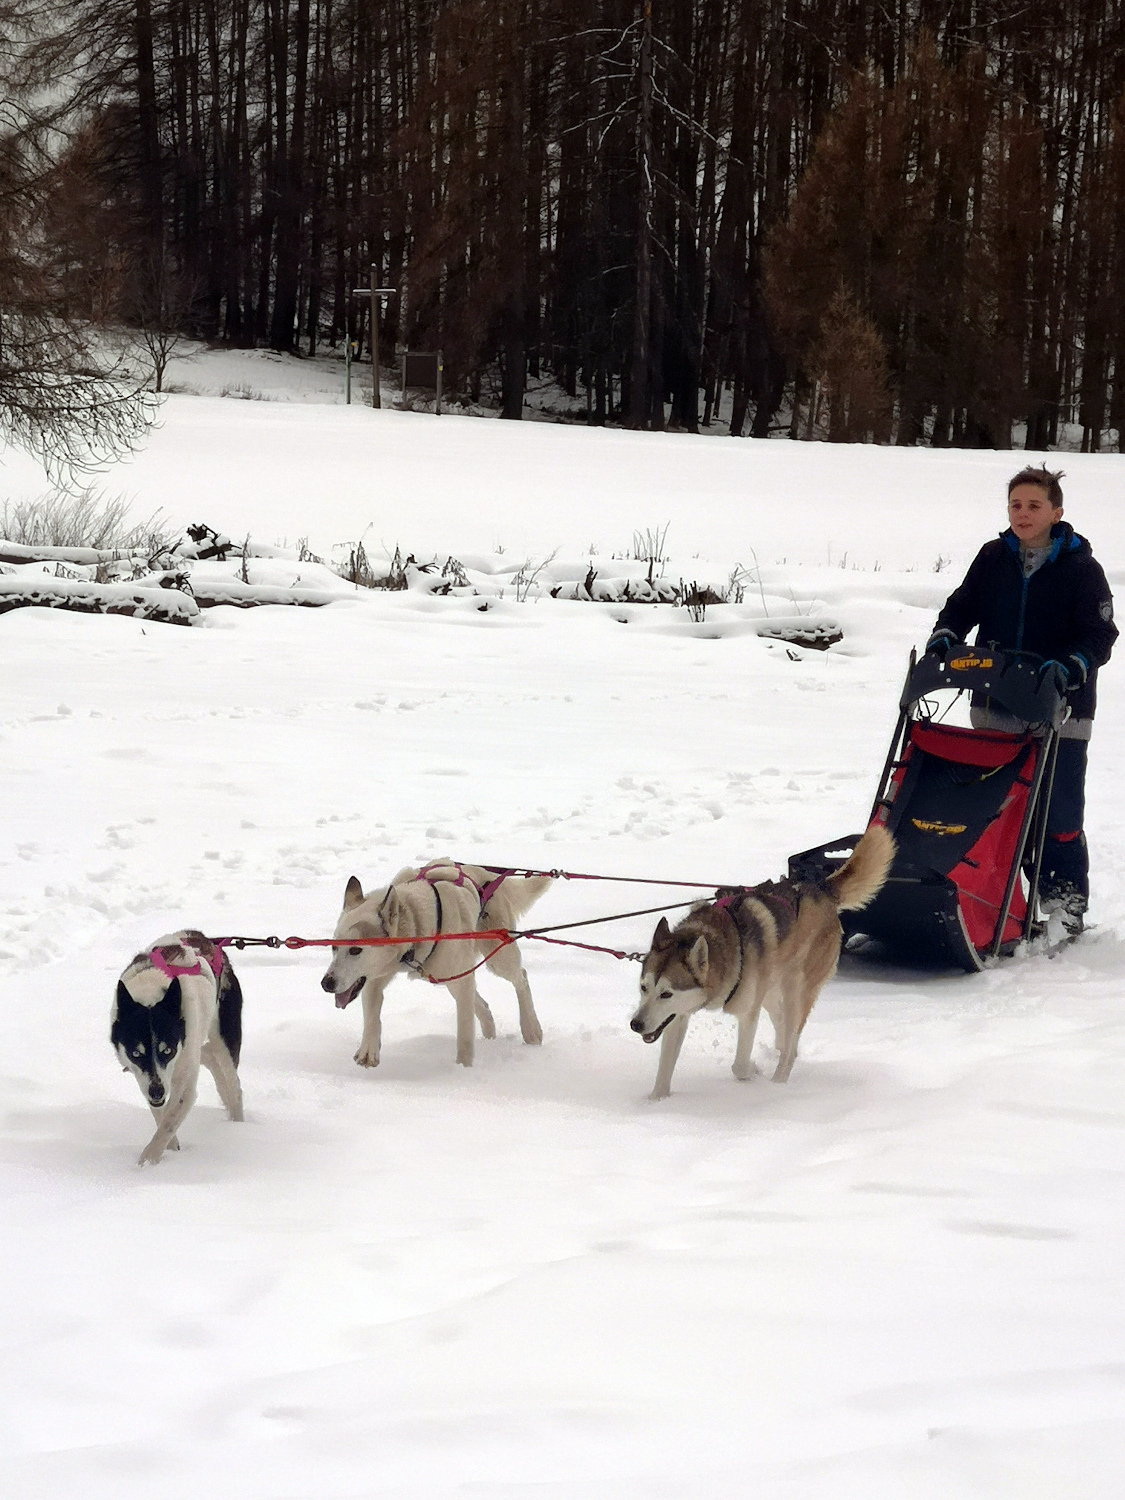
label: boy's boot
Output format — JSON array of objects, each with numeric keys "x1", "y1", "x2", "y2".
[
  {"x1": 1040, "y1": 832, "x2": 1088, "y2": 938},
  {"x1": 1040, "y1": 884, "x2": 1086, "y2": 939}
]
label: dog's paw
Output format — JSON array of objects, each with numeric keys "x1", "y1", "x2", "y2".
[
  {"x1": 168, "y1": 1134, "x2": 181, "y2": 1150},
  {"x1": 354, "y1": 1046, "x2": 381, "y2": 1068},
  {"x1": 520, "y1": 1018, "x2": 543, "y2": 1046},
  {"x1": 138, "y1": 1140, "x2": 166, "y2": 1166},
  {"x1": 731, "y1": 1060, "x2": 760, "y2": 1081},
  {"x1": 648, "y1": 1085, "x2": 671, "y2": 1101},
  {"x1": 456, "y1": 1049, "x2": 474, "y2": 1067}
]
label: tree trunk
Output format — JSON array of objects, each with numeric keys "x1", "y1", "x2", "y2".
[
  {"x1": 628, "y1": 1, "x2": 654, "y2": 429},
  {"x1": 135, "y1": 0, "x2": 163, "y2": 249}
]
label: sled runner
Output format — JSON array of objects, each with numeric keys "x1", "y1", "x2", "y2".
[{"x1": 790, "y1": 647, "x2": 1069, "y2": 971}]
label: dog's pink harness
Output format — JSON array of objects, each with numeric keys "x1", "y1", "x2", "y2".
[
  {"x1": 396, "y1": 863, "x2": 509, "y2": 973},
  {"x1": 148, "y1": 945, "x2": 225, "y2": 983},
  {"x1": 413, "y1": 861, "x2": 508, "y2": 909}
]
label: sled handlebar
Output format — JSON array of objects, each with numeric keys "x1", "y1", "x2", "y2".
[{"x1": 903, "y1": 646, "x2": 1068, "y2": 731}]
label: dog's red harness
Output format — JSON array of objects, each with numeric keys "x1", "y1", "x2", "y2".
[{"x1": 149, "y1": 945, "x2": 225, "y2": 983}]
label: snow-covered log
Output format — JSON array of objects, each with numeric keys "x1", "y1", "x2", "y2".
[
  {"x1": 0, "y1": 535, "x2": 298, "y2": 568},
  {"x1": 756, "y1": 615, "x2": 843, "y2": 650},
  {"x1": 0, "y1": 540, "x2": 140, "y2": 567},
  {"x1": 0, "y1": 576, "x2": 199, "y2": 625},
  {"x1": 190, "y1": 579, "x2": 339, "y2": 609}
]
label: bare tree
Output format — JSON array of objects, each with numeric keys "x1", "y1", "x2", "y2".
[
  {"x1": 0, "y1": 305, "x2": 157, "y2": 477},
  {"x1": 0, "y1": 50, "x2": 155, "y2": 476},
  {"x1": 129, "y1": 249, "x2": 198, "y2": 392}
]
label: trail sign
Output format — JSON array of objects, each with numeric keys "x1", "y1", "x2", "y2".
[{"x1": 401, "y1": 350, "x2": 444, "y2": 416}]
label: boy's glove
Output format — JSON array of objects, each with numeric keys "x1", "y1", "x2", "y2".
[
  {"x1": 1042, "y1": 655, "x2": 1088, "y2": 693},
  {"x1": 1063, "y1": 653, "x2": 1088, "y2": 690},
  {"x1": 925, "y1": 629, "x2": 962, "y2": 658}
]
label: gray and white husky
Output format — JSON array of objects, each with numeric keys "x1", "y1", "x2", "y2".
[
  {"x1": 630, "y1": 826, "x2": 894, "y2": 1099},
  {"x1": 321, "y1": 859, "x2": 553, "y2": 1068},
  {"x1": 112, "y1": 930, "x2": 243, "y2": 1165}
]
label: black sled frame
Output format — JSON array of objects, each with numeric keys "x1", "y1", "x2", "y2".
[{"x1": 790, "y1": 648, "x2": 1069, "y2": 971}]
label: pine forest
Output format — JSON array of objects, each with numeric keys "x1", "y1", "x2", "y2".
[{"x1": 6, "y1": 0, "x2": 1125, "y2": 447}]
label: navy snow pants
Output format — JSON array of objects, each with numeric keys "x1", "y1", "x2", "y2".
[{"x1": 1038, "y1": 739, "x2": 1089, "y2": 908}]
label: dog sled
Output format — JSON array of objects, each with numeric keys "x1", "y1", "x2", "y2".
[{"x1": 790, "y1": 646, "x2": 1069, "y2": 971}]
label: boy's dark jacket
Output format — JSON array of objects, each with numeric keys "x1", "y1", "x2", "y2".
[{"x1": 934, "y1": 522, "x2": 1117, "y2": 720}]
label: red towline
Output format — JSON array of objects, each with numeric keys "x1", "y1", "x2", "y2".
[
  {"x1": 211, "y1": 926, "x2": 654, "y2": 977},
  {"x1": 215, "y1": 930, "x2": 508, "y2": 950},
  {"x1": 211, "y1": 893, "x2": 706, "y2": 977}
]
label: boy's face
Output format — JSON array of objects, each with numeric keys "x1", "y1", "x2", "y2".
[{"x1": 1008, "y1": 483, "x2": 1062, "y2": 549}]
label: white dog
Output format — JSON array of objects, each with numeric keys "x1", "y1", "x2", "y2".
[
  {"x1": 112, "y1": 930, "x2": 243, "y2": 1165},
  {"x1": 321, "y1": 860, "x2": 553, "y2": 1068}
]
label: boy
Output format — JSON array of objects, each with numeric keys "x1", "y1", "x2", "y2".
[{"x1": 927, "y1": 465, "x2": 1117, "y2": 935}]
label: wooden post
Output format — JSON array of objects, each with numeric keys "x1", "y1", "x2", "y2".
[
  {"x1": 370, "y1": 264, "x2": 380, "y2": 409},
  {"x1": 350, "y1": 277, "x2": 396, "y2": 411}
]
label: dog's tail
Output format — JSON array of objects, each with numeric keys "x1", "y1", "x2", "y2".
[
  {"x1": 493, "y1": 874, "x2": 555, "y2": 923},
  {"x1": 824, "y1": 825, "x2": 895, "y2": 912}
]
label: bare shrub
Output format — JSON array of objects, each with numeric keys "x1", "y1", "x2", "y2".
[
  {"x1": 342, "y1": 539, "x2": 379, "y2": 588},
  {"x1": 723, "y1": 565, "x2": 758, "y2": 604},
  {"x1": 674, "y1": 579, "x2": 723, "y2": 622},
  {"x1": 218, "y1": 382, "x2": 269, "y2": 401},
  {"x1": 341, "y1": 541, "x2": 411, "y2": 589},
  {"x1": 128, "y1": 251, "x2": 200, "y2": 392},
  {"x1": 513, "y1": 549, "x2": 558, "y2": 602},
  {"x1": 632, "y1": 522, "x2": 671, "y2": 584},
  {"x1": 747, "y1": 548, "x2": 771, "y2": 614},
  {"x1": 0, "y1": 488, "x2": 171, "y2": 551},
  {"x1": 375, "y1": 546, "x2": 410, "y2": 589}
]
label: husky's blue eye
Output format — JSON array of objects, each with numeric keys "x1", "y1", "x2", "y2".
[
  {"x1": 132, "y1": 1046, "x2": 144, "y2": 1058},
  {"x1": 157, "y1": 1044, "x2": 172, "y2": 1057}
]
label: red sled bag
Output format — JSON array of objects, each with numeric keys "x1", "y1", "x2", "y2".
[{"x1": 791, "y1": 648, "x2": 1067, "y2": 971}]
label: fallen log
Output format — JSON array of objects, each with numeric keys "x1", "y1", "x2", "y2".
[
  {"x1": 190, "y1": 580, "x2": 340, "y2": 609},
  {"x1": 0, "y1": 576, "x2": 199, "y2": 625},
  {"x1": 755, "y1": 615, "x2": 843, "y2": 651},
  {"x1": 0, "y1": 541, "x2": 134, "y2": 567}
]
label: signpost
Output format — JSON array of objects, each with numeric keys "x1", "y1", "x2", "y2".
[
  {"x1": 401, "y1": 350, "x2": 444, "y2": 416},
  {"x1": 349, "y1": 268, "x2": 396, "y2": 407}
]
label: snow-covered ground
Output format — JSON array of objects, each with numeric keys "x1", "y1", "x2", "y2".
[{"x1": 2, "y1": 362, "x2": 1125, "y2": 1497}]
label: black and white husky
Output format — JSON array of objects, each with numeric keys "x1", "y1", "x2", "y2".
[{"x1": 112, "y1": 929, "x2": 243, "y2": 1165}]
